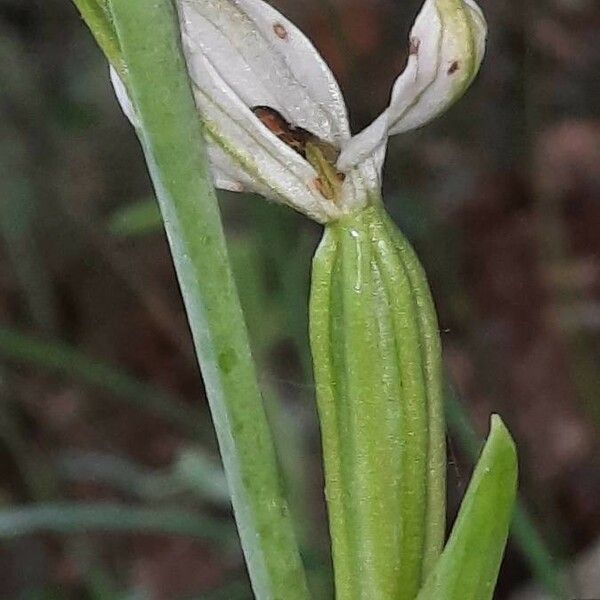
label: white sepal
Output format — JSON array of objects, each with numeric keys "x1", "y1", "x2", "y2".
[
  {"x1": 338, "y1": 0, "x2": 487, "y2": 170},
  {"x1": 177, "y1": 0, "x2": 350, "y2": 144}
]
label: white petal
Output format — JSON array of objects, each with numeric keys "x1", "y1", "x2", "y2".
[
  {"x1": 176, "y1": 0, "x2": 356, "y2": 220},
  {"x1": 191, "y1": 56, "x2": 342, "y2": 222},
  {"x1": 177, "y1": 0, "x2": 350, "y2": 144},
  {"x1": 387, "y1": 0, "x2": 487, "y2": 136},
  {"x1": 338, "y1": 0, "x2": 487, "y2": 170}
]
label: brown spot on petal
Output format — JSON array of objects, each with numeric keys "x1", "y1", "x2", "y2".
[
  {"x1": 409, "y1": 36, "x2": 420, "y2": 55},
  {"x1": 448, "y1": 61, "x2": 460, "y2": 74},
  {"x1": 273, "y1": 22, "x2": 288, "y2": 40}
]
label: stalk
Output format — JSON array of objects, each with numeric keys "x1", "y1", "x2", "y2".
[
  {"x1": 310, "y1": 202, "x2": 446, "y2": 599},
  {"x1": 104, "y1": 1, "x2": 310, "y2": 598}
]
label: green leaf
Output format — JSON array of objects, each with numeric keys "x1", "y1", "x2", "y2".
[
  {"x1": 444, "y1": 378, "x2": 569, "y2": 598},
  {"x1": 417, "y1": 415, "x2": 518, "y2": 600}
]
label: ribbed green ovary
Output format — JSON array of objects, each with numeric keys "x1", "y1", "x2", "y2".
[{"x1": 310, "y1": 203, "x2": 445, "y2": 600}]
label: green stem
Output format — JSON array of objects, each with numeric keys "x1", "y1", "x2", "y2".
[{"x1": 105, "y1": 1, "x2": 310, "y2": 598}]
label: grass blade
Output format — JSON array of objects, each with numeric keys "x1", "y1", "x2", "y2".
[
  {"x1": 55, "y1": 449, "x2": 229, "y2": 505},
  {"x1": 0, "y1": 503, "x2": 229, "y2": 542}
]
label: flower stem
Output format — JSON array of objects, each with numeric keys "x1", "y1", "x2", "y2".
[{"x1": 105, "y1": 1, "x2": 310, "y2": 597}]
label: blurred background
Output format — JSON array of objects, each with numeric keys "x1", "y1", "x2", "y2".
[{"x1": 1, "y1": 0, "x2": 599, "y2": 598}]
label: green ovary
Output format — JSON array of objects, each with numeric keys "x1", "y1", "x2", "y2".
[{"x1": 309, "y1": 202, "x2": 446, "y2": 600}]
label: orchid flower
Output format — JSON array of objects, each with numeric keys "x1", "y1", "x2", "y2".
[
  {"x1": 74, "y1": 1, "x2": 520, "y2": 597},
  {"x1": 112, "y1": 0, "x2": 486, "y2": 224}
]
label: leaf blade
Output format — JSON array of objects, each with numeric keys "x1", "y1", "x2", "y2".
[{"x1": 417, "y1": 415, "x2": 517, "y2": 600}]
